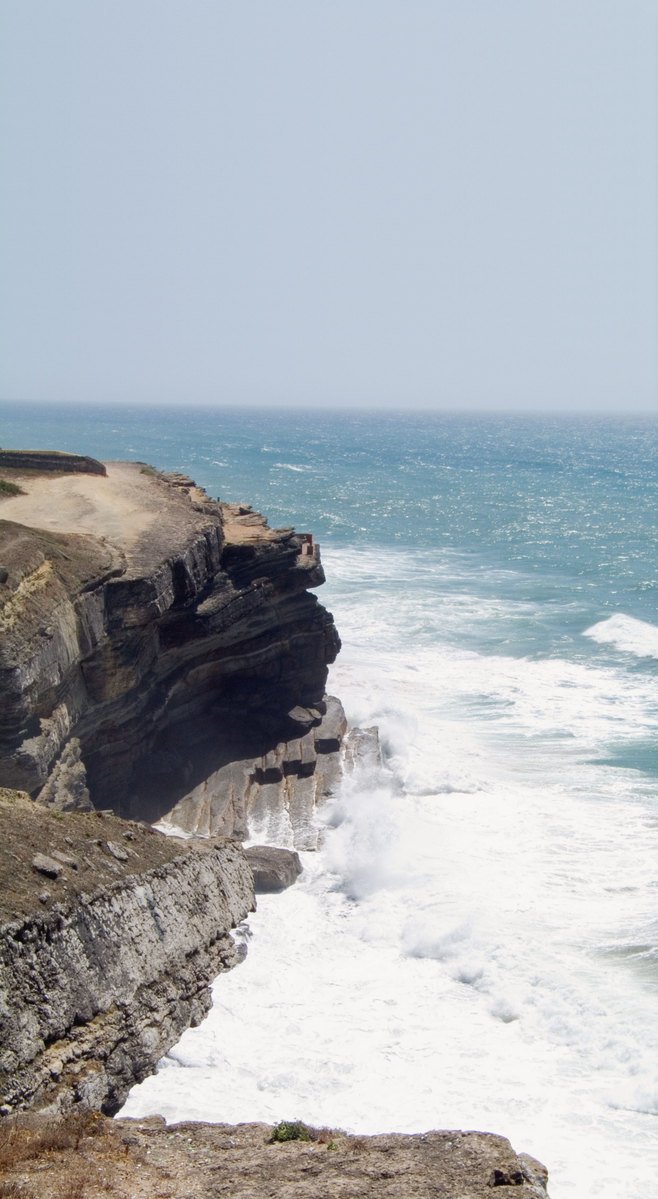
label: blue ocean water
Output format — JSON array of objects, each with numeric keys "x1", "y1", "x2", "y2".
[
  {"x1": 2, "y1": 402, "x2": 656, "y2": 605},
  {"x1": 2, "y1": 402, "x2": 658, "y2": 1197}
]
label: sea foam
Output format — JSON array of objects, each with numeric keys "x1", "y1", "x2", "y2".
[{"x1": 584, "y1": 613, "x2": 658, "y2": 659}]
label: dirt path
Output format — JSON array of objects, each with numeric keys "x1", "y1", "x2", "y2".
[{"x1": 0, "y1": 463, "x2": 161, "y2": 549}]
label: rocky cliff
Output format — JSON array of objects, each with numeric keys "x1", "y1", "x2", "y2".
[
  {"x1": 0, "y1": 456, "x2": 341, "y2": 840},
  {"x1": 0, "y1": 454, "x2": 551, "y2": 1194},
  {"x1": 0, "y1": 789, "x2": 254, "y2": 1116}
]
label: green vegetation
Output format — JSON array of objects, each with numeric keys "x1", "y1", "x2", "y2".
[
  {"x1": 269, "y1": 1120, "x2": 312, "y2": 1143},
  {"x1": 0, "y1": 479, "x2": 25, "y2": 497}
]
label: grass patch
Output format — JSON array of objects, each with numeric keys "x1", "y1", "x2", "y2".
[
  {"x1": 0, "y1": 1110, "x2": 103, "y2": 1170},
  {"x1": 0, "y1": 479, "x2": 25, "y2": 497},
  {"x1": 269, "y1": 1120, "x2": 313, "y2": 1144}
]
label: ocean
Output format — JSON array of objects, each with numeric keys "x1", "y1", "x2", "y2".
[{"x1": 2, "y1": 402, "x2": 657, "y2": 1197}]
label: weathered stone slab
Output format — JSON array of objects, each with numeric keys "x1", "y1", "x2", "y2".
[
  {"x1": 245, "y1": 845, "x2": 303, "y2": 892},
  {"x1": 31, "y1": 853, "x2": 63, "y2": 879}
]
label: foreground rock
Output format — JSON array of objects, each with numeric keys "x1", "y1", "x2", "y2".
[
  {"x1": 0, "y1": 790, "x2": 254, "y2": 1115},
  {"x1": 0, "y1": 457, "x2": 340, "y2": 841},
  {"x1": 246, "y1": 845, "x2": 303, "y2": 892},
  {"x1": 0, "y1": 1115, "x2": 549, "y2": 1198}
]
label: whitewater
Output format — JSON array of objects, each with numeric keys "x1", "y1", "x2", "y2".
[
  {"x1": 122, "y1": 547, "x2": 658, "y2": 1199},
  {"x1": 1, "y1": 404, "x2": 656, "y2": 1199}
]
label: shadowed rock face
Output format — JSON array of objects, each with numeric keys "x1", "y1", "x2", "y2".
[
  {"x1": 0, "y1": 463, "x2": 340, "y2": 832},
  {"x1": 0, "y1": 449, "x2": 106, "y2": 475}
]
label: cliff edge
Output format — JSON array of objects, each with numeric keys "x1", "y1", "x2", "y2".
[
  {"x1": 0, "y1": 457, "x2": 341, "y2": 842},
  {"x1": 0, "y1": 788, "x2": 254, "y2": 1116},
  {"x1": 0, "y1": 454, "x2": 550, "y2": 1194}
]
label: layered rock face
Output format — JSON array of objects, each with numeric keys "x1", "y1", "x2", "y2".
[
  {"x1": 0, "y1": 460, "x2": 340, "y2": 837},
  {"x1": 0, "y1": 790, "x2": 254, "y2": 1116},
  {"x1": 0, "y1": 449, "x2": 106, "y2": 476}
]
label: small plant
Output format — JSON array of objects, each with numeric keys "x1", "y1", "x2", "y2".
[
  {"x1": 269, "y1": 1120, "x2": 312, "y2": 1143},
  {"x1": 0, "y1": 480, "x2": 25, "y2": 497}
]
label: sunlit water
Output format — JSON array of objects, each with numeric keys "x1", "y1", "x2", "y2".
[{"x1": 2, "y1": 403, "x2": 657, "y2": 1198}]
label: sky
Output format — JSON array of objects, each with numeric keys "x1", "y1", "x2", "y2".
[{"x1": 0, "y1": 1, "x2": 656, "y2": 413}]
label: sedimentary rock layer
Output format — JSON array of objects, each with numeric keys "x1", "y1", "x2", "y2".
[
  {"x1": 0, "y1": 461, "x2": 340, "y2": 832},
  {"x1": 0, "y1": 790, "x2": 254, "y2": 1115},
  {"x1": 0, "y1": 448, "x2": 106, "y2": 475}
]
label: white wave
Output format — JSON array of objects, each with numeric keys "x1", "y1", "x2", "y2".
[
  {"x1": 273, "y1": 462, "x2": 313, "y2": 473},
  {"x1": 122, "y1": 543, "x2": 658, "y2": 1199},
  {"x1": 584, "y1": 614, "x2": 658, "y2": 659}
]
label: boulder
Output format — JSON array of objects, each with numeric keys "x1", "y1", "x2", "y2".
[{"x1": 245, "y1": 845, "x2": 303, "y2": 892}]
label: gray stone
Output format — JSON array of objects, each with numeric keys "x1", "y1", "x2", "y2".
[
  {"x1": 51, "y1": 851, "x2": 78, "y2": 870},
  {"x1": 36, "y1": 739, "x2": 92, "y2": 813},
  {"x1": 1, "y1": 841, "x2": 254, "y2": 1115},
  {"x1": 343, "y1": 725, "x2": 383, "y2": 771},
  {"x1": 31, "y1": 854, "x2": 63, "y2": 879},
  {"x1": 104, "y1": 841, "x2": 129, "y2": 862},
  {"x1": 245, "y1": 846, "x2": 303, "y2": 892}
]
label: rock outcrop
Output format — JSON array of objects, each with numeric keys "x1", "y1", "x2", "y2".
[
  {"x1": 0, "y1": 1115, "x2": 550, "y2": 1198},
  {"x1": 0, "y1": 789, "x2": 254, "y2": 1116},
  {"x1": 0, "y1": 461, "x2": 340, "y2": 840},
  {"x1": 245, "y1": 845, "x2": 303, "y2": 892},
  {"x1": 0, "y1": 448, "x2": 106, "y2": 475}
]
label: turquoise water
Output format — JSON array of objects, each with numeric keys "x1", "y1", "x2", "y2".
[
  {"x1": 3, "y1": 402, "x2": 656, "y2": 703},
  {"x1": 2, "y1": 403, "x2": 656, "y2": 603},
  {"x1": 3, "y1": 402, "x2": 658, "y2": 1197}
]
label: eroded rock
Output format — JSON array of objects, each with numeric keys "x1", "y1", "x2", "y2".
[
  {"x1": 246, "y1": 845, "x2": 303, "y2": 892},
  {"x1": 0, "y1": 463, "x2": 340, "y2": 832},
  {"x1": 0, "y1": 791, "x2": 255, "y2": 1115},
  {"x1": 31, "y1": 853, "x2": 63, "y2": 879}
]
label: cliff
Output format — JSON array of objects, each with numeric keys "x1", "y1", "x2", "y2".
[
  {"x1": 0, "y1": 789, "x2": 254, "y2": 1116},
  {"x1": 0, "y1": 457, "x2": 341, "y2": 841},
  {"x1": 0, "y1": 454, "x2": 550, "y2": 1194}
]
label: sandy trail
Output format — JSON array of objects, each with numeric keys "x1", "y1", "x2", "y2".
[{"x1": 0, "y1": 462, "x2": 159, "y2": 548}]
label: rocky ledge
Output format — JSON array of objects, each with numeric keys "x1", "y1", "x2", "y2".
[
  {"x1": 0, "y1": 1115, "x2": 549, "y2": 1198},
  {"x1": 0, "y1": 789, "x2": 254, "y2": 1116}
]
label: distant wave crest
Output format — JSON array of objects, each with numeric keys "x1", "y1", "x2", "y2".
[
  {"x1": 273, "y1": 462, "x2": 313, "y2": 473},
  {"x1": 584, "y1": 614, "x2": 658, "y2": 659}
]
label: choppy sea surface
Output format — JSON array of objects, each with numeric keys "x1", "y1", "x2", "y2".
[{"x1": 2, "y1": 403, "x2": 657, "y2": 1198}]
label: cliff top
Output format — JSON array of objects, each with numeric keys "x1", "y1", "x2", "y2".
[
  {"x1": 0, "y1": 788, "x2": 231, "y2": 924},
  {"x1": 0, "y1": 460, "x2": 299, "y2": 589},
  {"x1": 0, "y1": 461, "x2": 219, "y2": 579}
]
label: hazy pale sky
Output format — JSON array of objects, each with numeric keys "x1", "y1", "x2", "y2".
[{"x1": 1, "y1": 1, "x2": 656, "y2": 411}]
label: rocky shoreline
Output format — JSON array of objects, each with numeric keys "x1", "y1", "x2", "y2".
[{"x1": 0, "y1": 451, "x2": 550, "y2": 1195}]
